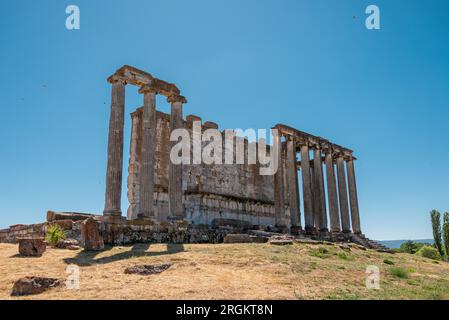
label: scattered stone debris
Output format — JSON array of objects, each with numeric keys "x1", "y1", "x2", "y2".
[
  {"x1": 11, "y1": 276, "x2": 63, "y2": 296},
  {"x1": 269, "y1": 239, "x2": 293, "y2": 245},
  {"x1": 269, "y1": 235, "x2": 294, "y2": 245},
  {"x1": 294, "y1": 238, "x2": 322, "y2": 245},
  {"x1": 124, "y1": 263, "x2": 172, "y2": 275},
  {"x1": 223, "y1": 234, "x2": 268, "y2": 244},
  {"x1": 55, "y1": 239, "x2": 80, "y2": 250},
  {"x1": 18, "y1": 237, "x2": 46, "y2": 256},
  {"x1": 377, "y1": 248, "x2": 395, "y2": 254},
  {"x1": 80, "y1": 218, "x2": 104, "y2": 251},
  {"x1": 339, "y1": 244, "x2": 351, "y2": 251}
]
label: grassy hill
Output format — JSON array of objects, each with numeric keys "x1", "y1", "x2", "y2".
[{"x1": 1, "y1": 241, "x2": 448, "y2": 300}]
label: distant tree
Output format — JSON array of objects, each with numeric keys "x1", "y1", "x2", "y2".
[
  {"x1": 399, "y1": 240, "x2": 418, "y2": 254},
  {"x1": 430, "y1": 210, "x2": 444, "y2": 257},
  {"x1": 443, "y1": 212, "x2": 449, "y2": 258}
]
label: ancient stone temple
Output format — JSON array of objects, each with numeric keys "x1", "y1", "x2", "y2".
[
  {"x1": 103, "y1": 65, "x2": 362, "y2": 238},
  {"x1": 1, "y1": 65, "x2": 389, "y2": 250}
]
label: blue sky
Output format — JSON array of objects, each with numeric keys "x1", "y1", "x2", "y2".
[{"x1": 0, "y1": 0, "x2": 448, "y2": 240}]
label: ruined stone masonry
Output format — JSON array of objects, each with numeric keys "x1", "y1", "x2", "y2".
[
  {"x1": 103, "y1": 65, "x2": 362, "y2": 239},
  {"x1": 0, "y1": 65, "x2": 388, "y2": 250}
]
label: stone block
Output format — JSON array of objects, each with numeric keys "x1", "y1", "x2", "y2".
[
  {"x1": 18, "y1": 237, "x2": 46, "y2": 256},
  {"x1": 11, "y1": 277, "x2": 63, "y2": 296},
  {"x1": 80, "y1": 218, "x2": 104, "y2": 251}
]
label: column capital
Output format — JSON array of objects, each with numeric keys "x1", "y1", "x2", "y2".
[
  {"x1": 139, "y1": 83, "x2": 159, "y2": 94},
  {"x1": 107, "y1": 73, "x2": 127, "y2": 85},
  {"x1": 321, "y1": 143, "x2": 333, "y2": 154},
  {"x1": 343, "y1": 151, "x2": 355, "y2": 161},
  {"x1": 167, "y1": 94, "x2": 187, "y2": 104}
]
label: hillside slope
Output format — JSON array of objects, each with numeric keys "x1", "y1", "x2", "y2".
[{"x1": 1, "y1": 242, "x2": 448, "y2": 300}]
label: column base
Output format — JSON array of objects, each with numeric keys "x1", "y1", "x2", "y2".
[
  {"x1": 100, "y1": 215, "x2": 127, "y2": 224},
  {"x1": 290, "y1": 225, "x2": 303, "y2": 235},
  {"x1": 136, "y1": 213, "x2": 154, "y2": 221},
  {"x1": 167, "y1": 215, "x2": 185, "y2": 221},
  {"x1": 103, "y1": 209, "x2": 122, "y2": 216},
  {"x1": 304, "y1": 226, "x2": 316, "y2": 236}
]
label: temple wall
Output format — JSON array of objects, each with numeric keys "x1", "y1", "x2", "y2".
[{"x1": 127, "y1": 108, "x2": 291, "y2": 227}]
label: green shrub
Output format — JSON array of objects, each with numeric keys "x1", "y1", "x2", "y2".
[
  {"x1": 309, "y1": 247, "x2": 329, "y2": 259},
  {"x1": 383, "y1": 258, "x2": 394, "y2": 265},
  {"x1": 45, "y1": 224, "x2": 65, "y2": 246},
  {"x1": 337, "y1": 252, "x2": 348, "y2": 260},
  {"x1": 416, "y1": 245, "x2": 441, "y2": 261},
  {"x1": 390, "y1": 267, "x2": 409, "y2": 279},
  {"x1": 399, "y1": 240, "x2": 418, "y2": 254}
]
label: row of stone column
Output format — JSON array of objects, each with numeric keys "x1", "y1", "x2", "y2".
[
  {"x1": 274, "y1": 136, "x2": 361, "y2": 235},
  {"x1": 103, "y1": 75, "x2": 186, "y2": 220}
]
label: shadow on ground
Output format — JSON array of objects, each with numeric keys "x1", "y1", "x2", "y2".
[{"x1": 63, "y1": 243, "x2": 185, "y2": 266}]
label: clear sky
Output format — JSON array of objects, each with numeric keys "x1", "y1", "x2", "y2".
[{"x1": 0, "y1": 0, "x2": 448, "y2": 240}]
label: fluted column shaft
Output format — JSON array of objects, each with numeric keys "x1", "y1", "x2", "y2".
[
  {"x1": 168, "y1": 95, "x2": 186, "y2": 218},
  {"x1": 286, "y1": 138, "x2": 301, "y2": 228},
  {"x1": 324, "y1": 152, "x2": 341, "y2": 233},
  {"x1": 137, "y1": 89, "x2": 157, "y2": 219},
  {"x1": 274, "y1": 135, "x2": 285, "y2": 227},
  {"x1": 336, "y1": 156, "x2": 351, "y2": 232},
  {"x1": 300, "y1": 144, "x2": 314, "y2": 232},
  {"x1": 127, "y1": 111, "x2": 141, "y2": 220},
  {"x1": 313, "y1": 148, "x2": 328, "y2": 232},
  {"x1": 104, "y1": 78, "x2": 126, "y2": 216},
  {"x1": 346, "y1": 158, "x2": 361, "y2": 234}
]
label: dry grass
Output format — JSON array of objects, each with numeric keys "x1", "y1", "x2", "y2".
[{"x1": 1, "y1": 242, "x2": 449, "y2": 300}]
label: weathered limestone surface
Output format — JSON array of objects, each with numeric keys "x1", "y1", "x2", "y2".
[
  {"x1": 18, "y1": 238, "x2": 46, "y2": 256},
  {"x1": 80, "y1": 218, "x2": 104, "y2": 251},
  {"x1": 104, "y1": 78, "x2": 126, "y2": 216},
  {"x1": 313, "y1": 147, "x2": 328, "y2": 232},
  {"x1": 223, "y1": 234, "x2": 268, "y2": 243},
  {"x1": 286, "y1": 139, "x2": 300, "y2": 228},
  {"x1": 47, "y1": 211, "x2": 98, "y2": 222},
  {"x1": 346, "y1": 158, "x2": 361, "y2": 234},
  {"x1": 168, "y1": 96, "x2": 185, "y2": 218},
  {"x1": 273, "y1": 135, "x2": 285, "y2": 227},
  {"x1": 138, "y1": 88, "x2": 157, "y2": 219},
  {"x1": 128, "y1": 109, "x2": 280, "y2": 228},
  {"x1": 324, "y1": 152, "x2": 341, "y2": 233},
  {"x1": 300, "y1": 144, "x2": 314, "y2": 233},
  {"x1": 336, "y1": 156, "x2": 351, "y2": 233},
  {"x1": 127, "y1": 109, "x2": 142, "y2": 219},
  {"x1": 11, "y1": 277, "x2": 63, "y2": 296}
]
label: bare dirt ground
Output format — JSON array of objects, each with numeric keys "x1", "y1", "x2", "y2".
[{"x1": 1, "y1": 242, "x2": 449, "y2": 300}]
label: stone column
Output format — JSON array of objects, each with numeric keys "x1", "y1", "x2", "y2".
[
  {"x1": 168, "y1": 94, "x2": 187, "y2": 219},
  {"x1": 104, "y1": 75, "x2": 126, "y2": 217},
  {"x1": 300, "y1": 143, "x2": 314, "y2": 233},
  {"x1": 286, "y1": 137, "x2": 301, "y2": 231},
  {"x1": 274, "y1": 135, "x2": 285, "y2": 227},
  {"x1": 310, "y1": 165, "x2": 318, "y2": 230},
  {"x1": 313, "y1": 147, "x2": 328, "y2": 232},
  {"x1": 336, "y1": 155, "x2": 351, "y2": 233},
  {"x1": 346, "y1": 156, "x2": 362, "y2": 234},
  {"x1": 324, "y1": 148, "x2": 341, "y2": 233},
  {"x1": 137, "y1": 85, "x2": 157, "y2": 220},
  {"x1": 127, "y1": 110, "x2": 142, "y2": 220}
]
